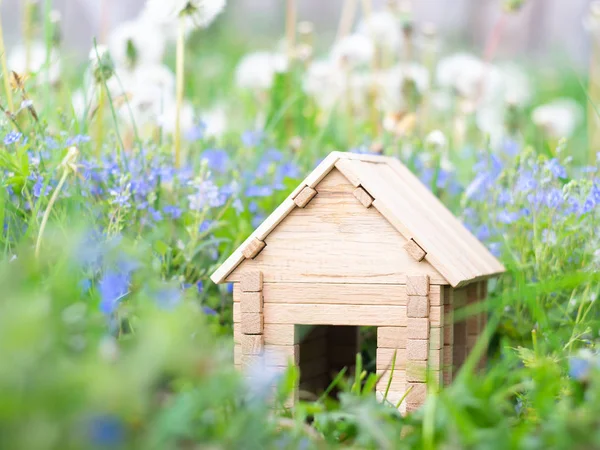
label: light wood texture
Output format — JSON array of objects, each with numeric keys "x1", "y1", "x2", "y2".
[
  {"x1": 293, "y1": 186, "x2": 318, "y2": 208},
  {"x1": 407, "y1": 339, "x2": 428, "y2": 360},
  {"x1": 261, "y1": 282, "x2": 409, "y2": 306},
  {"x1": 430, "y1": 285, "x2": 443, "y2": 306},
  {"x1": 242, "y1": 238, "x2": 266, "y2": 259},
  {"x1": 264, "y1": 324, "x2": 297, "y2": 345},
  {"x1": 376, "y1": 370, "x2": 406, "y2": 392},
  {"x1": 353, "y1": 186, "x2": 374, "y2": 208},
  {"x1": 241, "y1": 334, "x2": 264, "y2": 355},
  {"x1": 407, "y1": 275, "x2": 430, "y2": 296},
  {"x1": 430, "y1": 306, "x2": 443, "y2": 327},
  {"x1": 234, "y1": 343, "x2": 241, "y2": 365},
  {"x1": 263, "y1": 303, "x2": 407, "y2": 326},
  {"x1": 234, "y1": 323, "x2": 241, "y2": 344},
  {"x1": 406, "y1": 360, "x2": 427, "y2": 382},
  {"x1": 233, "y1": 302, "x2": 240, "y2": 322},
  {"x1": 240, "y1": 292, "x2": 263, "y2": 313},
  {"x1": 241, "y1": 312, "x2": 263, "y2": 334},
  {"x1": 376, "y1": 348, "x2": 408, "y2": 369},
  {"x1": 264, "y1": 344, "x2": 300, "y2": 366},
  {"x1": 428, "y1": 348, "x2": 443, "y2": 370},
  {"x1": 377, "y1": 327, "x2": 408, "y2": 348},
  {"x1": 406, "y1": 383, "x2": 427, "y2": 404},
  {"x1": 403, "y1": 239, "x2": 426, "y2": 262},
  {"x1": 407, "y1": 295, "x2": 429, "y2": 318},
  {"x1": 407, "y1": 318, "x2": 429, "y2": 339},
  {"x1": 226, "y1": 169, "x2": 446, "y2": 285},
  {"x1": 240, "y1": 271, "x2": 263, "y2": 292},
  {"x1": 429, "y1": 327, "x2": 442, "y2": 350},
  {"x1": 241, "y1": 354, "x2": 263, "y2": 370}
]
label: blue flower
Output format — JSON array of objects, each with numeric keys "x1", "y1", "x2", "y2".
[
  {"x1": 66, "y1": 134, "x2": 90, "y2": 146},
  {"x1": 233, "y1": 198, "x2": 244, "y2": 213},
  {"x1": 164, "y1": 205, "x2": 182, "y2": 219},
  {"x1": 185, "y1": 122, "x2": 206, "y2": 141},
  {"x1": 202, "y1": 306, "x2": 217, "y2": 316},
  {"x1": 242, "y1": 130, "x2": 264, "y2": 147},
  {"x1": 98, "y1": 270, "x2": 130, "y2": 315},
  {"x1": 197, "y1": 281, "x2": 204, "y2": 293},
  {"x1": 245, "y1": 185, "x2": 273, "y2": 197},
  {"x1": 154, "y1": 286, "x2": 182, "y2": 310},
  {"x1": 545, "y1": 158, "x2": 567, "y2": 179},
  {"x1": 581, "y1": 197, "x2": 595, "y2": 215},
  {"x1": 89, "y1": 414, "x2": 124, "y2": 446},
  {"x1": 569, "y1": 357, "x2": 591, "y2": 381},
  {"x1": 3, "y1": 131, "x2": 22, "y2": 145},
  {"x1": 545, "y1": 188, "x2": 563, "y2": 208},
  {"x1": 201, "y1": 149, "x2": 229, "y2": 173}
]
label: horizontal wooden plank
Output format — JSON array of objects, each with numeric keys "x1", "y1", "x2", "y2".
[
  {"x1": 261, "y1": 282, "x2": 408, "y2": 306},
  {"x1": 264, "y1": 344, "x2": 299, "y2": 366},
  {"x1": 264, "y1": 304, "x2": 407, "y2": 326},
  {"x1": 376, "y1": 370, "x2": 406, "y2": 392},
  {"x1": 376, "y1": 348, "x2": 408, "y2": 370},
  {"x1": 264, "y1": 324, "x2": 297, "y2": 345},
  {"x1": 377, "y1": 327, "x2": 408, "y2": 349}
]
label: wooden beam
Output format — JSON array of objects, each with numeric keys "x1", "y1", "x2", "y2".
[
  {"x1": 240, "y1": 271, "x2": 263, "y2": 292},
  {"x1": 263, "y1": 303, "x2": 407, "y2": 326},
  {"x1": 240, "y1": 292, "x2": 263, "y2": 313},
  {"x1": 241, "y1": 312, "x2": 263, "y2": 334}
]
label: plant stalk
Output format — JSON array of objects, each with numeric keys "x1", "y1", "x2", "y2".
[
  {"x1": 174, "y1": 16, "x2": 185, "y2": 168},
  {"x1": 35, "y1": 167, "x2": 69, "y2": 259},
  {"x1": 336, "y1": 0, "x2": 358, "y2": 43},
  {"x1": 589, "y1": 38, "x2": 600, "y2": 166},
  {"x1": 0, "y1": 1, "x2": 14, "y2": 112},
  {"x1": 285, "y1": 0, "x2": 297, "y2": 59},
  {"x1": 23, "y1": 0, "x2": 34, "y2": 74}
]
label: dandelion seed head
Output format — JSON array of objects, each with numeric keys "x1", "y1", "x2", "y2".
[
  {"x1": 234, "y1": 51, "x2": 288, "y2": 91},
  {"x1": 331, "y1": 33, "x2": 374, "y2": 69},
  {"x1": 357, "y1": 10, "x2": 402, "y2": 52},
  {"x1": 108, "y1": 19, "x2": 165, "y2": 69},
  {"x1": 532, "y1": 99, "x2": 583, "y2": 139}
]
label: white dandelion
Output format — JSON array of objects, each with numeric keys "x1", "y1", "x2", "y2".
[
  {"x1": 108, "y1": 19, "x2": 166, "y2": 69},
  {"x1": 303, "y1": 59, "x2": 346, "y2": 109},
  {"x1": 584, "y1": 1, "x2": 600, "y2": 41},
  {"x1": 357, "y1": 10, "x2": 402, "y2": 53},
  {"x1": 234, "y1": 51, "x2": 288, "y2": 91},
  {"x1": 8, "y1": 41, "x2": 61, "y2": 84},
  {"x1": 200, "y1": 105, "x2": 228, "y2": 138},
  {"x1": 532, "y1": 99, "x2": 583, "y2": 139},
  {"x1": 331, "y1": 33, "x2": 375, "y2": 69},
  {"x1": 144, "y1": 0, "x2": 226, "y2": 29}
]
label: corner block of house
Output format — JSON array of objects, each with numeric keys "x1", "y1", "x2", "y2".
[
  {"x1": 407, "y1": 318, "x2": 430, "y2": 340},
  {"x1": 353, "y1": 186, "x2": 374, "y2": 208},
  {"x1": 240, "y1": 291, "x2": 264, "y2": 313},
  {"x1": 407, "y1": 274, "x2": 430, "y2": 296},
  {"x1": 240, "y1": 271, "x2": 263, "y2": 292},
  {"x1": 293, "y1": 186, "x2": 318, "y2": 208},
  {"x1": 407, "y1": 339, "x2": 429, "y2": 360},
  {"x1": 241, "y1": 334, "x2": 264, "y2": 355},
  {"x1": 241, "y1": 312, "x2": 264, "y2": 335},
  {"x1": 242, "y1": 238, "x2": 266, "y2": 259},
  {"x1": 403, "y1": 239, "x2": 426, "y2": 262},
  {"x1": 407, "y1": 295, "x2": 429, "y2": 318}
]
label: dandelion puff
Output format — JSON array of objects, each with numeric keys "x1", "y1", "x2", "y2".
[
  {"x1": 331, "y1": 33, "x2": 374, "y2": 69},
  {"x1": 108, "y1": 19, "x2": 166, "y2": 69},
  {"x1": 532, "y1": 99, "x2": 583, "y2": 139},
  {"x1": 584, "y1": 1, "x2": 600, "y2": 41},
  {"x1": 234, "y1": 51, "x2": 288, "y2": 91},
  {"x1": 8, "y1": 41, "x2": 61, "y2": 84},
  {"x1": 144, "y1": 0, "x2": 226, "y2": 29},
  {"x1": 159, "y1": 101, "x2": 195, "y2": 136},
  {"x1": 200, "y1": 105, "x2": 228, "y2": 138},
  {"x1": 357, "y1": 10, "x2": 402, "y2": 53},
  {"x1": 303, "y1": 59, "x2": 345, "y2": 109}
]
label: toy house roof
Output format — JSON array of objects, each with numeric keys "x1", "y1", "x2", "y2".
[{"x1": 211, "y1": 152, "x2": 505, "y2": 288}]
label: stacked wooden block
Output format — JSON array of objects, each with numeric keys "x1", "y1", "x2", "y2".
[
  {"x1": 239, "y1": 271, "x2": 265, "y2": 370},
  {"x1": 442, "y1": 286, "x2": 454, "y2": 386}
]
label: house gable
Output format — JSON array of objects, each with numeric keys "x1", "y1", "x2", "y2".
[{"x1": 225, "y1": 168, "x2": 445, "y2": 284}]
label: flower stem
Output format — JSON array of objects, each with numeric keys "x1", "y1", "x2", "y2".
[
  {"x1": 95, "y1": 85, "x2": 106, "y2": 159},
  {"x1": 174, "y1": 16, "x2": 185, "y2": 168},
  {"x1": 35, "y1": 167, "x2": 69, "y2": 259},
  {"x1": 589, "y1": 39, "x2": 600, "y2": 166},
  {"x1": 0, "y1": 1, "x2": 14, "y2": 112},
  {"x1": 336, "y1": 0, "x2": 358, "y2": 43},
  {"x1": 23, "y1": 0, "x2": 34, "y2": 74},
  {"x1": 285, "y1": 0, "x2": 296, "y2": 59}
]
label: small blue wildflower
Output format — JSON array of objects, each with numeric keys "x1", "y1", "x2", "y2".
[
  {"x1": 154, "y1": 286, "x2": 182, "y2": 310},
  {"x1": 3, "y1": 131, "x2": 22, "y2": 145},
  {"x1": 44, "y1": 136, "x2": 59, "y2": 149},
  {"x1": 545, "y1": 158, "x2": 567, "y2": 179},
  {"x1": 278, "y1": 162, "x2": 300, "y2": 179},
  {"x1": 503, "y1": 139, "x2": 520, "y2": 157},
  {"x1": 515, "y1": 171, "x2": 537, "y2": 193},
  {"x1": 497, "y1": 210, "x2": 519, "y2": 224},
  {"x1": 185, "y1": 122, "x2": 206, "y2": 141},
  {"x1": 163, "y1": 205, "x2": 182, "y2": 219},
  {"x1": 197, "y1": 281, "x2": 204, "y2": 293},
  {"x1": 569, "y1": 357, "x2": 590, "y2": 381},
  {"x1": 201, "y1": 149, "x2": 229, "y2": 173},
  {"x1": 148, "y1": 207, "x2": 163, "y2": 222},
  {"x1": 242, "y1": 130, "x2": 264, "y2": 147},
  {"x1": 245, "y1": 185, "x2": 274, "y2": 197},
  {"x1": 591, "y1": 184, "x2": 600, "y2": 203},
  {"x1": 233, "y1": 198, "x2": 244, "y2": 213},
  {"x1": 488, "y1": 242, "x2": 502, "y2": 257},
  {"x1": 248, "y1": 201, "x2": 258, "y2": 214},
  {"x1": 98, "y1": 271, "x2": 130, "y2": 315},
  {"x1": 545, "y1": 188, "x2": 563, "y2": 208},
  {"x1": 89, "y1": 414, "x2": 124, "y2": 446},
  {"x1": 66, "y1": 134, "x2": 91, "y2": 146},
  {"x1": 476, "y1": 225, "x2": 490, "y2": 241},
  {"x1": 202, "y1": 306, "x2": 217, "y2": 316},
  {"x1": 227, "y1": 283, "x2": 234, "y2": 294},
  {"x1": 252, "y1": 214, "x2": 265, "y2": 228},
  {"x1": 580, "y1": 197, "x2": 595, "y2": 215},
  {"x1": 199, "y1": 220, "x2": 214, "y2": 233}
]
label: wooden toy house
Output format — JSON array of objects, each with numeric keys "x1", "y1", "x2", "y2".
[{"x1": 211, "y1": 151, "x2": 505, "y2": 412}]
